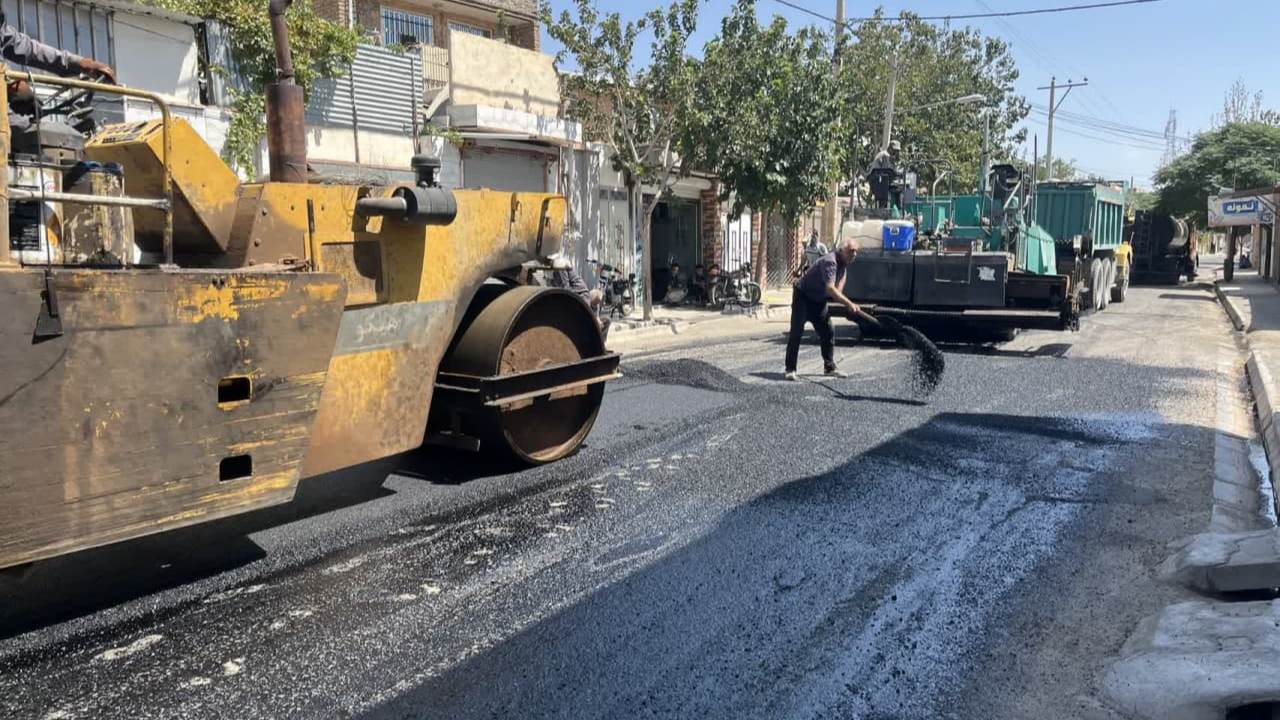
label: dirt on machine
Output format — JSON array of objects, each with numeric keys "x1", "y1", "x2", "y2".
[{"x1": 0, "y1": 0, "x2": 618, "y2": 571}]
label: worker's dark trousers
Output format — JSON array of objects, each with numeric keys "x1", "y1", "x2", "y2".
[{"x1": 785, "y1": 287, "x2": 835, "y2": 373}]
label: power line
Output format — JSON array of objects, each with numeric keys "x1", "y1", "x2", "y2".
[
  {"x1": 1030, "y1": 104, "x2": 1194, "y2": 142},
  {"x1": 1025, "y1": 117, "x2": 1165, "y2": 151},
  {"x1": 768, "y1": 0, "x2": 1160, "y2": 26}
]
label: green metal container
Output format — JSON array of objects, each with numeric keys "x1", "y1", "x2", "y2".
[{"x1": 1034, "y1": 182, "x2": 1126, "y2": 253}]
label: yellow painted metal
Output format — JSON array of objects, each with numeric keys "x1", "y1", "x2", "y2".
[
  {"x1": 87, "y1": 118, "x2": 240, "y2": 260},
  {"x1": 14, "y1": 68, "x2": 177, "y2": 263},
  {"x1": 0, "y1": 95, "x2": 580, "y2": 566}
]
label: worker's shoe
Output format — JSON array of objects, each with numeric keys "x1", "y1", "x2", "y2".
[
  {"x1": 824, "y1": 367, "x2": 848, "y2": 379},
  {"x1": 783, "y1": 371, "x2": 800, "y2": 382}
]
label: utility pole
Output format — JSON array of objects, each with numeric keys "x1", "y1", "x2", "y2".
[
  {"x1": 1037, "y1": 76, "x2": 1087, "y2": 180},
  {"x1": 821, "y1": 0, "x2": 845, "y2": 246}
]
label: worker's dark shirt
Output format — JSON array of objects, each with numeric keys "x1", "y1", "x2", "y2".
[
  {"x1": 1, "y1": 21, "x2": 83, "y2": 76},
  {"x1": 796, "y1": 251, "x2": 846, "y2": 303},
  {"x1": 544, "y1": 268, "x2": 591, "y2": 303}
]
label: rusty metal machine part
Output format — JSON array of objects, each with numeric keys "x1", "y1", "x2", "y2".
[
  {"x1": 432, "y1": 285, "x2": 617, "y2": 463},
  {"x1": 265, "y1": 0, "x2": 307, "y2": 183}
]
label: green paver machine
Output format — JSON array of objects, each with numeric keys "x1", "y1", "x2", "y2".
[{"x1": 835, "y1": 159, "x2": 1126, "y2": 338}]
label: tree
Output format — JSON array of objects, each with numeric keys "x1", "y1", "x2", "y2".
[
  {"x1": 836, "y1": 11, "x2": 1029, "y2": 197},
  {"x1": 543, "y1": 0, "x2": 700, "y2": 321},
  {"x1": 681, "y1": 0, "x2": 844, "y2": 226},
  {"x1": 1213, "y1": 78, "x2": 1280, "y2": 128},
  {"x1": 153, "y1": 0, "x2": 359, "y2": 173},
  {"x1": 1032, "y1": 155, "x2": 1080, "y2": 181},
  {"x1": 1154, "y1": 122, "x2": 1280, "y2": 226},
  {"x1": 1126, "y1": 188, "x2": 1158, "y2": 213}
]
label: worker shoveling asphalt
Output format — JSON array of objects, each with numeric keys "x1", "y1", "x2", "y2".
[{"x1": 784, "y1": 236, "x2": 945, "y2": 397}]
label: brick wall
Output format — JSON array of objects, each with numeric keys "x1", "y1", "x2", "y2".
[
  {"x1": 700, "y1": 183, "x2": 722, "y2": 270},
  {"x1": 507, "y1": 21, "x2": 539, "y2": 51},
  {"x1": 314, "y1": 0, "x2": 349, "y2": 27}
]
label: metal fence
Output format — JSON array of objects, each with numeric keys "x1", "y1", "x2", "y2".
[{"x1": 306, "y1": 44, "x2": 423, "y2": 136}]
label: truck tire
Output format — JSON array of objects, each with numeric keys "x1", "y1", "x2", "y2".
[
  {"x1": 1099, "y1": 258, "x2": 1114, "y2": 310},
  {"x1": 1087, "y1": 258, "x2": 1104, "y2": 311},
  {"x1": 1111, "y1": 277, "x2": 1128, "y2": 303}
]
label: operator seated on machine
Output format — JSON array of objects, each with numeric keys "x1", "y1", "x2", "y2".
[{"x1": 1, "y1": 12, "x2": 116, "y2": 133}]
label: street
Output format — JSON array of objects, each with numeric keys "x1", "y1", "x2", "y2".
[{"x1": 0, "y1": 281, "x2": 1251, "y2": 719}]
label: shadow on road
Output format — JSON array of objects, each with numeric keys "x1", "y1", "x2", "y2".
[
  {"x1": 354, "y1": 407, "x2": 1207, "y2": 720},
  {"x1": 0, "y1": 449, "x2": 515, "y2": 640}
]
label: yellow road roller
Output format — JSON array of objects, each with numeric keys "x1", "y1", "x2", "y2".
[{"x1": 0, "y1": 2, "x2": 618, "y2": 570}]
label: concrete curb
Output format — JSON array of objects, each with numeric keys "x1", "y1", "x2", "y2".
[
  {"x1": 1214, "y1": 281, "x2": 1280, "y2": 525},
  {"x1": 1214, "y1": 281, "x2": 1246, "y2": 332},
  {"x1": 1104, "y1": 600, "x2": 1280, "y2": 719}
]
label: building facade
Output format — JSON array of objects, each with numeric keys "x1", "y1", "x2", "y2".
[{"x1": 313, "y1": 0, "x2": 540, "y2": 51}]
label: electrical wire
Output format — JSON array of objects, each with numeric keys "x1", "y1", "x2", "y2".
[
  {"x1": 768, "y1": 0, "x2": 1160, "y2": 26},
  {"x1": 1029, "y1": 104, "x2": 1194, "y2": 143}
]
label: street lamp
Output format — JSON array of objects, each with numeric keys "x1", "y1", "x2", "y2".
[{"x1": 881, "y1": 93, "x2": 986, "y2": 151}]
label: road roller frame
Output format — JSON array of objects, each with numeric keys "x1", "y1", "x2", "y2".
[{"x1": 0, "y1": 65, "x2": 618, "y2": 570}]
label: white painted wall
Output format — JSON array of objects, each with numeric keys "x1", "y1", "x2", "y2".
[{"x1": 113, "y1": 13, "x2": 201, "y2": 104}]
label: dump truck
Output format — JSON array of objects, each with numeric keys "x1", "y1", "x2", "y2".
[
  {"x1": 1126, "y1": 210, "x2": 1197, "y2": 284},
  {"x1": 0, "y1": 1, "x2": 618, "y2": 571},
  {"x1": 837, "y1": 162, "x2": 1126, "y2": 337}
]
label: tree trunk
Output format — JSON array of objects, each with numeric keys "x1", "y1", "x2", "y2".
[{"x1": 631, "y1": 183, "x2": 653, "y2": 321}]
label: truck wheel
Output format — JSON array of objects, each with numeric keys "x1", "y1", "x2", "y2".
[
  {"x1": 1099, "y1": 258, "x2": 1115, "y2": 310},
  {"x1": 1087, "y1": 258, "x2": 1104, "y2": 311},
  {"x1": 1111, "y1": 277, "x2": 1128, "y2": 303}
]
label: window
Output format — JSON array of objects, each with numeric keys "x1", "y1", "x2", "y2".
[
  {"x1": 1, "y1": 0, "x2": 115, "y2": 67},
  {"x1": 381, "y1": 7, "x2": 432, "y2": 47},
  {"x1": 448, "y1": 20, "x2": 491, "y2": 39}
]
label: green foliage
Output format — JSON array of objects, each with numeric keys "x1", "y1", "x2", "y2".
[
  {"x1": 837, "y1": 10, "x2": 1029, "y2": 194},
  {"x1": 421, "y1": 124, "x2": 464, "y2": 147},
  {"x1": 1213, "y1": 78, "x2": 1280, "y2": 128},
  {"x1": 542, "y1": 0, "x2": 699, "y2": 191},
  {"x1": 1154, "y1": 122, "x2": 1280, "y2": 226},
  {"x1": 681, "y1": 0, "x2": 843, "y2": 222},
  {"x1": 1032, "y1": 155, "x2": 1081, "y2": 182},
  {"x1": 149, "y1": 0, "x2": 359, "y2": 172},
  {"x1": 542, "y1": 0, "x2": 701, "y2": 319},
  {"x1": 1126, "y1": 188, "x2": 1158, "y2": 213}
]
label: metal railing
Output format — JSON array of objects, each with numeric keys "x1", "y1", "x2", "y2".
[{"x1": 15, "y1": 71, "x2": 174, "y2": 265}]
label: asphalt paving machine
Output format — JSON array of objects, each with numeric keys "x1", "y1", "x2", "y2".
[{"x1": 837, "y1": 158, "x2": 1126, "y2": 338}]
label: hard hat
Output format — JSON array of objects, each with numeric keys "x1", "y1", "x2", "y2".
[{"x1": 889, "y1": 140, "x2": 902, "y2": 152}]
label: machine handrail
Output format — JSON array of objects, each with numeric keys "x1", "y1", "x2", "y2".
[{"x1": 20, "y1": 72, "x2": 175, "y2": 266}]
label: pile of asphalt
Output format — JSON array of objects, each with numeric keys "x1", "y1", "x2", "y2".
[{"x1": 624, "y1": 358, "x2": 748, "y2": 393}]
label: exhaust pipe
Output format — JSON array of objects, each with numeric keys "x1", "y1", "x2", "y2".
[{"x1": 266, "y1": 0, "x2": 307, "y2": 183}]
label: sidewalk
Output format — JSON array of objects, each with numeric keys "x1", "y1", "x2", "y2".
[
  {"x1": 1215, "y1": 267, "x2": 1280, "y2": 499},
  {"x1": 605, "y1": 299, "x2": 788, "y2": 348}
]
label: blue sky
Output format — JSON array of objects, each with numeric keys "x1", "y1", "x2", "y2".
[{"x1": 541, "y1": 0, "x2": 1279, "y2": 188}]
